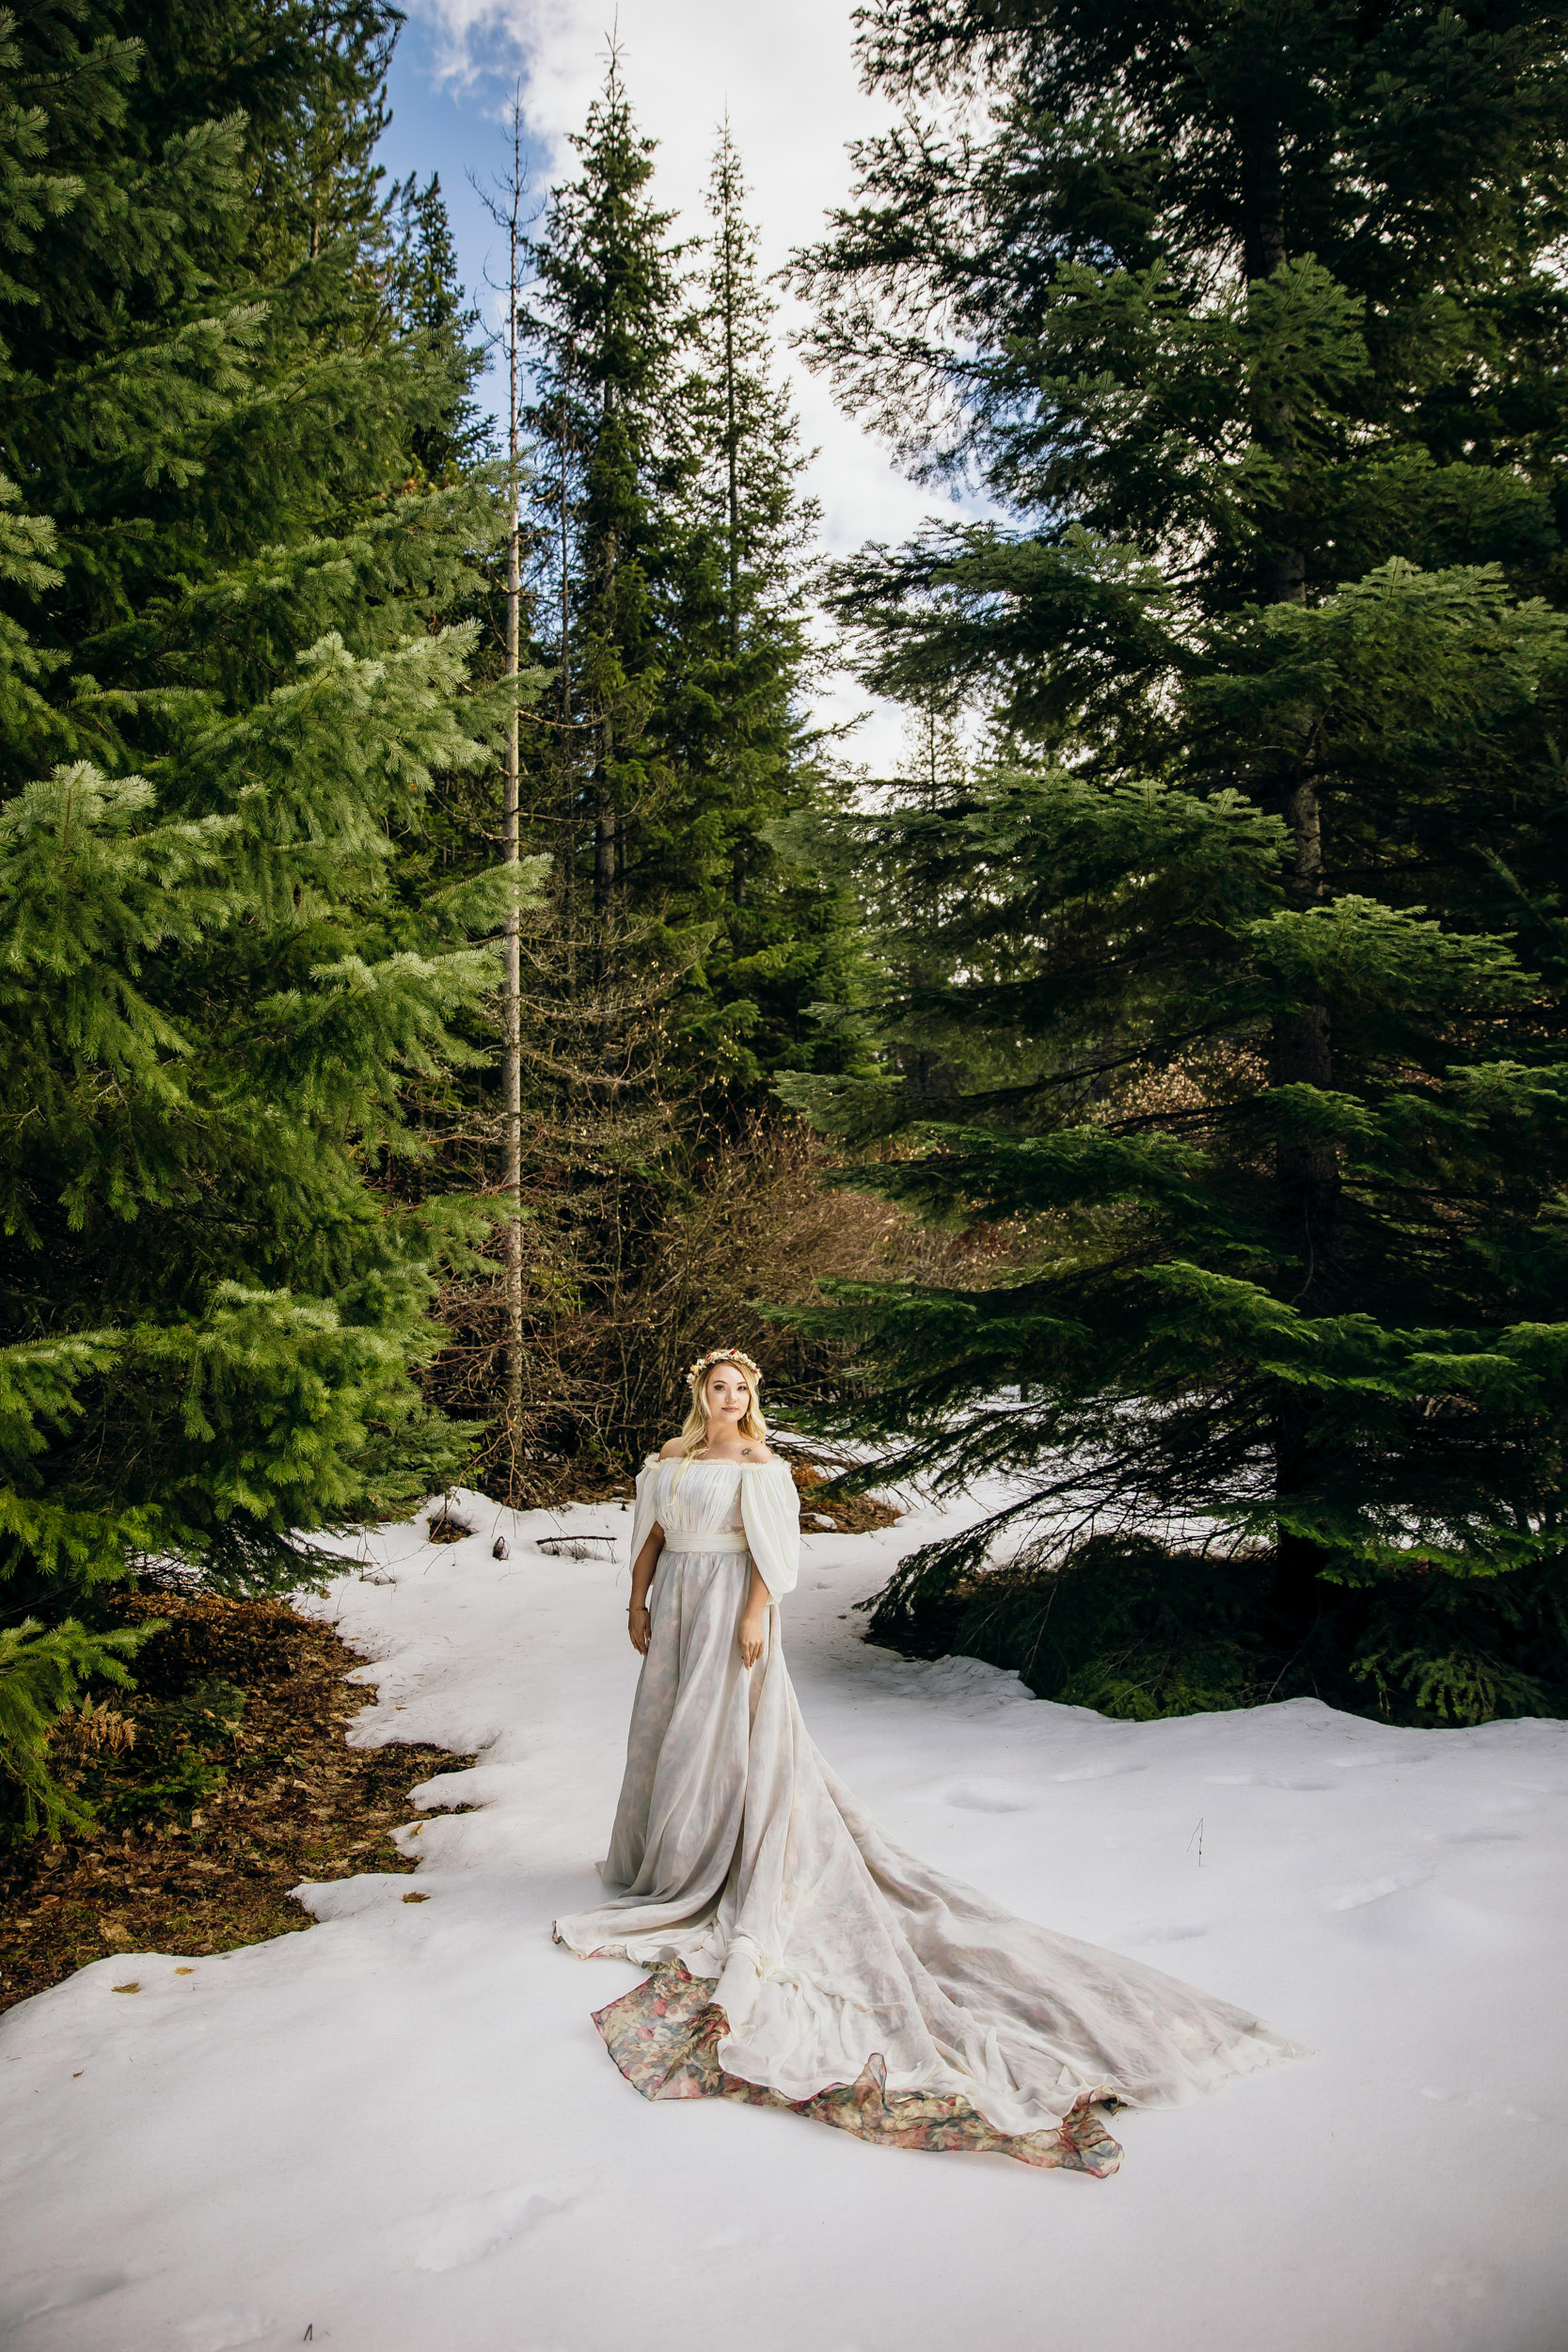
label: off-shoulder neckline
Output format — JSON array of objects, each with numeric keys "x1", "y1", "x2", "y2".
[{"x1": 643, "y1": 1450, "x2": 783, "y2": 1470}]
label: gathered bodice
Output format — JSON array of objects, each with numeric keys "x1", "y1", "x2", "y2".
[
  {"x1": 647, "y1": 1456, "x2": 748, "y2": 1544},
  {"x1": 629, "y1": 1452, "x2": 800, "y2": 1600}
]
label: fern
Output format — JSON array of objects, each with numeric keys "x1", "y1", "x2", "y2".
[{"x1": 0, "y1": 1618, "x2": 152, "y2": 1838}]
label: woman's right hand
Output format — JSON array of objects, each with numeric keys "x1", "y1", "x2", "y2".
[{"x1": 628, "y1": 1603, "x2": 652, "y2": 1656}]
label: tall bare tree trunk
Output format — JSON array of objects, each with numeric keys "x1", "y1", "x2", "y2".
[
  {"x1": 559, "y1": 409, "x2": 575, "y2": 995},
  {"x1": 721, "y1": 121, "x2": 742, "y2": 903},
  {"x1": 593, "y1": 376, "x2": 617, "y2": 982},
  {"x1": 1243, "y1": 123, "x2": 1305, "y2": 606},
  {"x1": 500, "y1": 99, "x2": 526, "y2": 1477},
  {"x1": 1243, "y1": 121, "x2": 1335, "y2": 1616},
  {"x1": 594, "y1": 712, "x2": 615, "y2": 938}
]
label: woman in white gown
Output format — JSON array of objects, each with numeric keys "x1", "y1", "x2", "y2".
[{"x1": 554, "y1": 1348, "x2": 1300, "y2": 2174}]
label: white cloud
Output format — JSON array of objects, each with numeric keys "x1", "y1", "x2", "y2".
[{"x1": 404, "y1": 0, "x2": 982, "y2": 775}]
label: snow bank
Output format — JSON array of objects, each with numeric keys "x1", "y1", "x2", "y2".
[{"x1": 2, "y1": 1482, "x2": 1565, "y2": 2351}]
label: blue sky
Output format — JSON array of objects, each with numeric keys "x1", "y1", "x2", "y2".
[
  {"x1": 378, "y1": 12, "x2": 544, "y2": 416},
  {"x1": 372, "y1": 0, "x2": 978, "y2": 771}
]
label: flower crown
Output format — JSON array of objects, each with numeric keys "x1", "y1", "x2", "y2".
[{"x1": 686, "y1": 1346, "x2": 761, "y2": 1393}]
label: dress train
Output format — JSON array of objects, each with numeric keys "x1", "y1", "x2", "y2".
[{"x1": 554, "y1": 1454, "x2": 1303, "y2": 2171}]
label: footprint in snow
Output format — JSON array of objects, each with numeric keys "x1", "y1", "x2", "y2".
[
  {"x1": 1326, "y1": 1749, "x2": 1434, "y2": 1771},
  {"x1": 177, "y1": 2312, "x2": 274, "y2": 2351},
  {"x1": 1418, "y1": 2088, "x2": 1548, "y2": 2122},
  {"x1": 1126, "y1": 1920, "x2": 1210, "y2": 1947},
  {"x1": 939, "y1": 1778, "x2": 1034, "y2": 1813},
  {"x1": 1330, "y1": 1876, "x2": 1515, "y2": 1959},
  {"x1": 410, "y1": 2185, "x2": 573, "y2": 2273},
  {"x1": 1205, "y1": 1772, "x2": 1338, "y2": 1789},
  {"x1": 0, "y1": 2270, "x2": 141, "y2": 2328}
]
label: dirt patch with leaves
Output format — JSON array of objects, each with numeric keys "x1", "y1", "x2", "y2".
[
  {"x1": 0, "y1": 1591, "x2": 467, "y2": 2015},
  {"x1": 784, "y1": 1456, "x2": 902, "y2": 1536}
]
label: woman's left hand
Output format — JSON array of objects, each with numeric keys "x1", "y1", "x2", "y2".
[{"x1": 738, "y1": 1606, "x2": 768, "y2": 1669}]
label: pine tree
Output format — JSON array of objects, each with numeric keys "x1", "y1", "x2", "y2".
[
  {"x1": 656, "y1": 121, "x2": 857, "y2": 1091},
  {"x1": 517, "y1": 86, "x2": 857, "y2": 1080},
  {"x1": 0, "y1": 0, "x2": 541, "y2": 1832},
  {"x1": 521, "y1": 48, "x2": 683, "y2": 978},
  {"x1": 799, "y1": 0, "x2": 1568, "y2": 648},
  {"x1": 781, "y1": 0, "x2": 1568, "y2": 1724},
  {"x1": 436, "y1": 84, "x2": 868, "y2": 1488},
  {"x1": 469, "y1": 55, "x2": 695, "y2": 1488},
  {"x1": 388, "y1": 172, "x2": 487, "y2": 481}
]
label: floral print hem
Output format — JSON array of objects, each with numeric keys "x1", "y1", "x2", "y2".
[{"x1": 591, "y1": 1960, "x2": 1125, "y2": 2177}]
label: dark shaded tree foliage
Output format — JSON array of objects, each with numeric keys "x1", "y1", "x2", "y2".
[{"x1": 780, "y1": 0, "x2": 1568, "y2": 1725}]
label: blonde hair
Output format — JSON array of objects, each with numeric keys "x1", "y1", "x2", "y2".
[{"x1": 677, "y1": 1358, "x2": 766, "y2": 1459}]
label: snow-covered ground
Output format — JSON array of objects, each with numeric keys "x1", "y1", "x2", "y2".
[{"x1": 3, "y1": 1480, "x2": 1566, "y2": 2352}]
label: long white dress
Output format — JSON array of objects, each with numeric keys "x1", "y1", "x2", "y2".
[{"x1": 553, "y1": 1454, "x2": 1301, "y2": 2174}]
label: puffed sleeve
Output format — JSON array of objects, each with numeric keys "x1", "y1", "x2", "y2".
[
  {"x1": 739, "y1": 1456, "x2": 800, "y2": 1600},
  {"x1": 628, "y1": 1456, "x2": 664, "y2": 1575}
]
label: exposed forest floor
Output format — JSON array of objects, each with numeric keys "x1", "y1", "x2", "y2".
[{"x1": 0, "y1": 1596, "x2": 467, "y2": 2014}]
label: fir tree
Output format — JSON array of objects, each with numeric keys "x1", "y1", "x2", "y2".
[
  {"x1": 437, "y1": 83, "x2": 867, "y2": 1488},
  {"x1": 657, "y1": 121, "x2": 856, "y2": 1090},
  {"x1": 798, "y1": 0, "x2": 1568, "y2": 647},
  {"x1": 0, "y1": 0, "x2": 540, "y2": 1832},
  {"x1": 388, "y1": 172, "x2": 487, "y2": 481},
  {"x1": 517, "y1": 83, "x2": 856, "y2": 1078},
  {"x1": 521, "y1": 47, "x2": 683, "y2": 975},
  {"x1": 781, "y1": 0, "x2": 1568, "y2": 1723}
]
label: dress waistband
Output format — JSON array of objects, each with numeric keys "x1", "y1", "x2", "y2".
[{"x1": 662, "y1": 1530, "x2": 750, "y2": 1554}]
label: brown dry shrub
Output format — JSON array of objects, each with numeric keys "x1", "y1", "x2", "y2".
[
  {"x1": 1097, "y1": 1037, "x2": 1268, "y2": 1134},
  {"x1": 49, "y1": 1701, "x2": 137, "y2": 1760},
  {"x1": 427, "y1": 1115, "x2": 1008, "y2": 1504}
]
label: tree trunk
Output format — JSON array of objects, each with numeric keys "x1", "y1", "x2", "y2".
[
  {"x1": 594, "y1": 373, "x2": 618, "y2": 983},
  {"x1": 1272, "y1": 1391, "x2": 1325, "y2": 1623},
  {"x1": 1242, "y1": 122, "x2": 1335, "y2": 1615},
  {"x1": 721, "y1": 134, "x2": 742, "y2": 905},
  {"x1": 501, "y1": 103, "x2": 525, "y2": 1487},
  {"x1": 1241, "y1": 132, "x2": 1287, "y2": 282},
  {"x1": 502, "y1": 496, "x2": 522, "y2": 1465},
  {"x1": 1270, "y1": 778, "x2": 1338, "y2": 1619},
  {"x1": 594, "y1": 716, "x2": 614, "y2": 979},
  {"x1": 1259, "y1": 542, "x2": 1307, "y2": 604},
  {"x1": 1242, "y1": 125, "x2": 1304, "y2": 612},
  {"x1": 725, "y1": 244, "x2": 740, "y2": 662},
  {"x1": 558, "y1": 407, "x2": 575, "y2": 998}
]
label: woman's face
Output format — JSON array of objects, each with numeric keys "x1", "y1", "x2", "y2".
[{"x1": 703, "y1": 1363, "x2": 752, "y2": 1428}]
